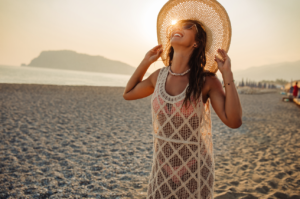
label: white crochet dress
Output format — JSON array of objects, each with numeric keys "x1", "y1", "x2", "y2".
[{"x1": 147, "y1": 66, "x2": 215, "y2": 199}]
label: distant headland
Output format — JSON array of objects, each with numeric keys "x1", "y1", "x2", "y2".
[
  {"x1": 231, "y1": 60, "x2": 300, "y2": 82},
  {"x1": 21, "y1": 50, "x2": 300, "y2": 82},
  {"x1": 24, "y1": 50, "x2": 150, "y2": 76}
]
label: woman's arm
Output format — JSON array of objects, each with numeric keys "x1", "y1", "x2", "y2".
[
  {"x1": 208, "y1": 49, "x2": 242, "y2": 128},
  {"x1": 123, "y1": 44, "x2": 163, "y2": 100}
]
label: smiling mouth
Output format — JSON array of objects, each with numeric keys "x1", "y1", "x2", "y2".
[{"x1": 172, "y1": 32, "x2": 183, "y2": 38}]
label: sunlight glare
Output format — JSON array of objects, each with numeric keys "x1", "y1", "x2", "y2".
[{"x1": 171, "y1": 20, "x2": 178, "y2": 25}]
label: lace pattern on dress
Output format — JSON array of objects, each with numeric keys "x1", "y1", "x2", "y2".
[{"x1": 148, "y1": 66, "x2": 215, "y2": 199}]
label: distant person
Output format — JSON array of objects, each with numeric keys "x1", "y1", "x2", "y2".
[
  {"x1": 293, "y1": 82, "x2": 299, "y2": 98},
  {"x1": 123, "y1": 1, "x2": 242, "y2": 197}
]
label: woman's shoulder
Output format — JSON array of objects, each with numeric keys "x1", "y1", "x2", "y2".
[
  {"x1": 203, "y1": 72, "x2": 222, "y2": 91},
  {"x1": 148, "y1": 66, "x2": 166, "y2": 88},
  {"x1": 202, "y1": 71, "x2": 217, "y2": 82}
]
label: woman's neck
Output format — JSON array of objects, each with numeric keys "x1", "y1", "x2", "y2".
[{"x1": 171, "y1": 48, "x2": 193, "y2": 74}]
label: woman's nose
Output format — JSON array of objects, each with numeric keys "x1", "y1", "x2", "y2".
[
  {"x1": 173, "y1": 26, "x2": 182, "y2": 31},
  {"x1": 171, "y1": 26, "x2": 182, "y2": 35}
]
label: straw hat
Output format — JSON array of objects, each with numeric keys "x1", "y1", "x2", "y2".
[{"x1": 157, "y1": 0, "x2": 232, "y2": 73}]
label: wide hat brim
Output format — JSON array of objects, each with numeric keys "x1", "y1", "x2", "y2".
[{"x1": 157, "y1": 0, "x2": 232, "y2": 73}]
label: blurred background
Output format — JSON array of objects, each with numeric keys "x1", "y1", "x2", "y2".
[
  {"x1": 1, "y1": 1, "x2": 300, "y2": 198},
  {"x1": 1, "y1": 0, "x2": 300, "y2": 88}
]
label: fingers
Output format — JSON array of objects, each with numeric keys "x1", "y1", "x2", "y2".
[
  {"x1": 214, "y1": 55, "x2": 217, "y2": 62},
  {"x1": 150, "y1": 44, "x2": 163, "y2": 56},
  {"x1": 151, "y1": 44, "x2": 163, "y2": 51},
  {"x1": 214, "y1": 49, "x2": 228, "y2": 63},
  {"x1": 214, "y1": 54, "x2": 221, "y2": 62},
  {"x1": 157, "y1": 48, "x2": 163, "y2": 55},
  {"x1": 218, "y1": 48, "x2": 227, "y2": 59},
  {"x1": 151, "y1": 46, "x2": 163, "y2": 58}
]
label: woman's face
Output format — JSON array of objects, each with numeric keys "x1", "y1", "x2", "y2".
[{"x1": 169, "y1": 21, "x2": 198, "y2": 49}]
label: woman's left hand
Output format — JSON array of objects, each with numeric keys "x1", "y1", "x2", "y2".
[{"x1": 214, "y1": 49, "x2": 231, "y2": 75}]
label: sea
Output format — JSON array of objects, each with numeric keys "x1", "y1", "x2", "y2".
[{"x1": 0, "y1": 65, "x2": 149, "y2": 87}]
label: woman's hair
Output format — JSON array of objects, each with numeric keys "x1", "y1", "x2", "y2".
[{"x1": 164, "y1": 19, "x2": 216, "y2": 109}]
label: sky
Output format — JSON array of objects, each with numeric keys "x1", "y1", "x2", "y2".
[{"x1": 1, "y1": 0, "x2": 300, "y2": 75}]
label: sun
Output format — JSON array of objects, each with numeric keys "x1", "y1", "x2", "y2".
[{"x1": 171, "y1": 20, "x2": 178, "y2": 25}]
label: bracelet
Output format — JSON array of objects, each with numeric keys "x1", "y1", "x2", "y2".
[{"x1": 223, "y1": 79, "x2": 235, "y2": 87}]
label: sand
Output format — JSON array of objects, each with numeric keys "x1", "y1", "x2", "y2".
[{"x1": 0, "y1": 84, "x2": 299, "y2": 199}]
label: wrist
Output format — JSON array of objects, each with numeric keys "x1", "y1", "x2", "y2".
[
  {"x1": 221, "y1": 71, "x2": 233, "y2": 79},
  {"x1": 141, "y1": 57, "x2": 153, "y2": 66},
  {"x1": 221, "y1": 71, "x2": 235, "y2": 87}
]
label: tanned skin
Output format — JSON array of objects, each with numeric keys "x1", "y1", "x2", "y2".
[{"x1": 123, "y1": 24, "x2": 242, "y2": 129}]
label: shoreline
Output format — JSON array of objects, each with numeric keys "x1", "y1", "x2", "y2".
[{"x1": 0, "y1": 82, "x2": 127, "y2": 89}]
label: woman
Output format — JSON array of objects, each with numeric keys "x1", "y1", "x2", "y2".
[{"x1": 123, "y1": 1, "x2": 242, "y2": 198}]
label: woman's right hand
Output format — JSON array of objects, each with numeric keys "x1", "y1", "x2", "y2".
[
  {"x1": 123, "y1": 44, "x2": 163, "y2": 100},
  {"x1": 144, "y1": 44, "x2": 163, "y2": 64}
]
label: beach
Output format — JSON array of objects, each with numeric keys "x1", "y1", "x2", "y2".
[{"x1": 0, "y1": 84, "x2": 300, "y2": 199}]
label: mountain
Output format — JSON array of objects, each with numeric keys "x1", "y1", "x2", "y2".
[
  {"x1": 27, "y1": 50, "x2": 149, "y2": 76},
  {"x1": 230, "y1": 60, "x2": 300, "y2": 82}
]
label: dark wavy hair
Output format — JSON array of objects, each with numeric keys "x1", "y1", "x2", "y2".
[{"x1": 164, "y1": 19, "x2": 216, "y2": 109}]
